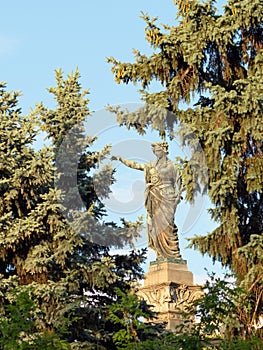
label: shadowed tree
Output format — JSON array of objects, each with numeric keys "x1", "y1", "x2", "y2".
[{"x1": 0, "y1": 70, "x2": 162, "y2": 349}]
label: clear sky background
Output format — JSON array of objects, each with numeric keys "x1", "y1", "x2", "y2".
[{"x1": 2, "y1": 0, "x2": 228, "y2": 283}]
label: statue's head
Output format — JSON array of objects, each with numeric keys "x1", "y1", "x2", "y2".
[{"x1": 151, "y1": 141, "x2": 169, "y2": 155}]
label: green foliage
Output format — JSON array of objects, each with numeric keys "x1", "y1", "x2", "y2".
[
  {"x1": 0, "y1": 289, "x2": 70, "y2": 349},
  {"x1": 190, "y1": 273, "x2": 253, "y2": 337},
  {"x1": 106, "y1": 287, "x2": 164, "y2": 349},
  {"x1": 220, "y1": 337, "x2": 263, "y2": 350},
  {"x1": 108, "y1": 0, "x2": 263, "y2": 341},
  {"x1": 117, "y1": 332, "x2": 180, "y2": 350},
  {"x1": 0, "y1": 71, "x2": 149, "y2": 349},
  {"x1": 171, "y1": 272, "x2": 263, "y2": 349}
]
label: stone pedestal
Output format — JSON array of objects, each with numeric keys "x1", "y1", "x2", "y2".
[{"x1": 138, "y1": 258, "x2": 202, "y2": 330}]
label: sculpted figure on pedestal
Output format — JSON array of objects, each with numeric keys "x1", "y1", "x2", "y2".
[{"x1": 112, "y1": 142, "x2": 183, "y2": 260}]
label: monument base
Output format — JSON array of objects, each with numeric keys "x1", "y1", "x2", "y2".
[{"x1": 138, "y1": 258, "x2": 202, "y2": 330}]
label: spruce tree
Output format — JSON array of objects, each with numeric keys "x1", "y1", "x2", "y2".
[
  {"x1": 108, "y1": 0, "x2": 263, "y2": 338},
  {"x1": 0, "y1": 71, "x2": 157, "y2": 349}
]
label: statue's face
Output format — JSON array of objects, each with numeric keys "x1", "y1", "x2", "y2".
[{"x1": 152, "y1": 146, "x2": 166, "y2": 158}]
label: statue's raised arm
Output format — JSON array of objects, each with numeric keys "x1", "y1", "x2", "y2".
[
  {"x1": 111, "y1": 142, "x2": 183, "y2": 261},
  {"x1": 111, "y1": 155, "x2": 144, "y2": 171}
]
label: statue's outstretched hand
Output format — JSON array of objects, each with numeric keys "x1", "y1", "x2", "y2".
[{"x1": 111, "y1": 155, "x2": 119, "y2": 161}]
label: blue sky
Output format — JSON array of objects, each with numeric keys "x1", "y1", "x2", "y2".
[
  {"x1": 2, "y1": 0, "x2": 228, "y2": 283},
  {"x1": 1, "y1": 1, "x2": 179, "y2": 111}
]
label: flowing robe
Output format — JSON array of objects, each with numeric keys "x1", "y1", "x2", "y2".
[
  {"x1": 144, "y1": 160, "x2": 182, "y2": 259},
  {"x1": 117, "y1": 156, "x2": 182, "y2": 259}
]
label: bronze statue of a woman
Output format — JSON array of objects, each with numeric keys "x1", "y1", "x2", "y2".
[{"x1": 112, "y1": 142, "x2": 183, "y2": 260}]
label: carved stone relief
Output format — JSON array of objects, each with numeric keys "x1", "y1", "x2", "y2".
[{"x1": 138, "y1": 282, "x2": 203, "y2": 323}]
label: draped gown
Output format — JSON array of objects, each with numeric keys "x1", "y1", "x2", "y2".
[
  {"x1": 117, "y1": 156, "x2": 182, "y2": 259},
  {"x1": 144, "y1": 159, "x2": 182, "y2": 259}
]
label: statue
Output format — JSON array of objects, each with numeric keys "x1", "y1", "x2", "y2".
[{"x1": 111, "y1": 142, "x2": 183, "y2": 260}]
